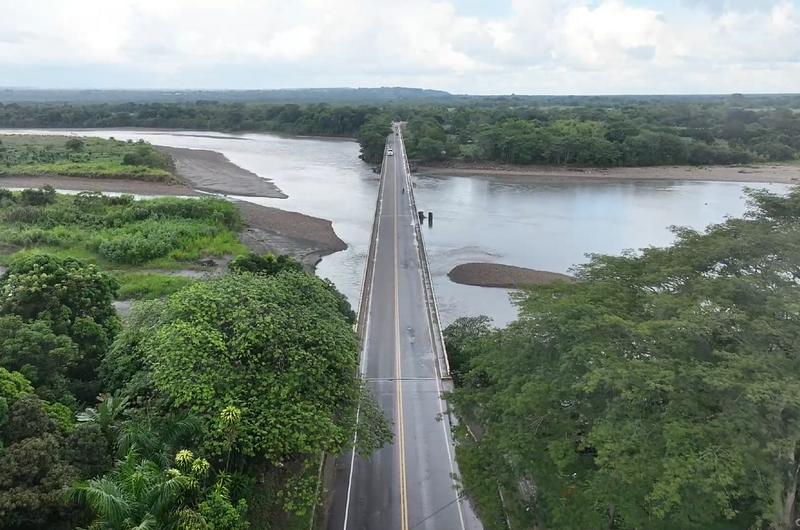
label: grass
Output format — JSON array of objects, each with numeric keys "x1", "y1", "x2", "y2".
[
  {"x1": 112, "y1": 272, "x2": 195, "y2": 300},
  {"x1": 0, "y1": 134, "x2": 176, "y2": 182},
  {"x1": 0, "y1": 189, "x2": 249, "y2": 300}
]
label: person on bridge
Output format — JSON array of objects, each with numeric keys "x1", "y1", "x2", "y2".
[{"x1": 402, "y1": 187, "x2": 405, "y2": 194}]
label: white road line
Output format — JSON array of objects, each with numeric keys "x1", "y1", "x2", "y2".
[
  {"x1": 342, "y1": 140, "x2": 388, "y2": 530},
  {"x1": 398, "y1": 131, "x2": 469, "y2": 530}
]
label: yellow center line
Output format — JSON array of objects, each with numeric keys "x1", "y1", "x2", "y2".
[{"x1": 393, "y1": 144, "x2": 410, "y2": 530}]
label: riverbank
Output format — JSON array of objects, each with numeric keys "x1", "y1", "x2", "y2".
[
  {"x1": 449, "y1": 263, "x2": 572, "y2": 289},
  {"x1": 0, "y1": 144, "x2": 346, "y2": 273},
  {"x1": 157, "y1": 146, "x2": 287, "y2": 198},
  {"x1": 418, "y1": 161, "x2": 800, "y2": 184}
]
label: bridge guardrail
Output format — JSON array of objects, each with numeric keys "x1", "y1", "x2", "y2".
[
  {"x1": 355, "y1": 143, "x2": 387, "y2": 339},
  {"x1": 395, "y1": 128, "x2": 452, "y2": 381}
]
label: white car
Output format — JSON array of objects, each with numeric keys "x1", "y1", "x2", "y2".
[{"x1": 387, "y1": 149, "x2": 394, "y2": 156}]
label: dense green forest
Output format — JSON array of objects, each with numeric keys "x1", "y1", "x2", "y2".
[
  {"x1": 1, "y1": 94, "x2": 798, "y2": 167},
  {"x1": 368, "y1": 98, "x2": 800, "y2": 166},
  {"x1": 0, "y1": 102, "x2": 376, "y2": 137},
  {"x1": 445, "y1": 186, "x2": 800, "y2": 530},
  {"x1": 0, "y1": 191, "x2": 392, "y2": 530}
]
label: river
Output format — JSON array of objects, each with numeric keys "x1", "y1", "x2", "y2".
[{"x1": 2, "y1": 129, "x2": 792, "y2": 327}]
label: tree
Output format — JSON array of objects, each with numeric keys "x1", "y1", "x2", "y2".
[
  {"x1": 67, "y1": 447, "x2": 206, "y2": 530},
  {"x1": 0, "y1": 367, "x2": 33, "y2": 431},
  {"x1": 0, "y1": 394, "x2": 80, "y2": 530},
  {"x1": 443, "y1": 316, "x2": 493, "y2": 387},
  {"x1": 356, "y1": 115, "x2": 392, "y2": 163},
  {"x1": 450, "y1": 187, "x2": 800, "y2": 530},
  {"x1": 415, "y1": 136, "x2": 445, "y2": 161},
  {"x1": 77, "y1": 392, "x2": 130, "y2": 445},
  {"x1": 0, "y1": 254, "x2": 120, "y2": 403},
  {"x1": 68, "y1": 420, "x2": 245, "y2": 530},
  {"x1": 115, "y1": 272, "x2": 391, "y2": 514},
  {"x1": 0, "y1": 316, "x2": 79, "y2": 404}
]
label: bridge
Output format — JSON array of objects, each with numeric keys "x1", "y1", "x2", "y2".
[{"x1": 326, "y1": 125, "x2": 483, "y2": 530}]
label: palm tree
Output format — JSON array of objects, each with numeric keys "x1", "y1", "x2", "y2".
[
  {"x1": 66, "y1": 446, "x2": 207, "y2": 530},
  {"x1": 116, "y1": 414, "x2": 202, "y2": 466},
  {"x1": 77, "y1": 392, "x2": 130, "y2": 443},
  {"x1": 66, "y1": 448, "x2": 204, "y2": 530}
]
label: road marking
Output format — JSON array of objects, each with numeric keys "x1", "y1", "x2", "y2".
[
  {"x1": 341, "y1": 138, "x2": 389, "y2": 530},
  {"x1": 398, "y1": 132, "x2": 470, "y2": 530},
  {"x1": 394, "y1": 140, "x2": 410, "y2": 530}
]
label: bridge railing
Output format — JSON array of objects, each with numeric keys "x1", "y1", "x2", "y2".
[
  {"x1": 395, "y1": 127, "x2": 452, "y2": 381},
  {"x1": 355, "y1": 142, "x2": 387, "y2": 339}
]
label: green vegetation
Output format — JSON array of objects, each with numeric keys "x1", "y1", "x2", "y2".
[
  {"x1": 112, "y1": 272, "x2": 195, "y2": 300},
  {"x1": 1, "y1": 95, "x2": 799, "y2": 167},
  {"x1": 0, "y1": 188, "x2": 246, "y2": 268},
  {"x1": 0, "y1": 247, "x2": 390, "y2": 530},
  {"x1": 399, "y1": 103, "x2": 800, "y2": 166},
  {"x1": 446, "y1": 185, "x2": 800, "y2": 530},
  {"x1": 0, "y1": 134, "x2": 175, "y2": 181},
  {"x1": 0, "y1": 187, "x2": 250, "y2": 302}
]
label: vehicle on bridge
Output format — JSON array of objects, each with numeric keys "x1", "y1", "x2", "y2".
[{"x1": 387, "y1": 148, "x2": 394, "y2": 156}]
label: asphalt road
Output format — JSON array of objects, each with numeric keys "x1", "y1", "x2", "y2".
[{"x1": 327, "y1": 128, "x2": 483, "y2": 530}]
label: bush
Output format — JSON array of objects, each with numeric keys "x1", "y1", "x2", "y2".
[
  {"x1": 64, "y1": 138, "x2": 85, "y2": 152},
  {"x1": 20, "y1": 185, "x2": 56, "y2": 206},
  {"x1": 73, "y1": 191, "x2": 135, "y2": 211},
  {"x1": 0, "y1": 188, "x2": 15, "y2": 204},
  {"x1": 229, "y1": 252, "x2": 303, "y2": 275},
  {"x1": 105, "y1": 197, "x2": 241, "y2": 230},
  {"x1": 93, "y1": 219, "x2": 217, "y2": 265},
  {"x1": 120, "y1": 144, "x2": 172, "y2": 171}
]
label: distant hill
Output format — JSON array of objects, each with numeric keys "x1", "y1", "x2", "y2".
[
  {"x1": 0, "y1": 87, "x2": 458, "y2": 104},
  {"x1": 0, "y1": 87, "x2": 797, "y2": 109}
]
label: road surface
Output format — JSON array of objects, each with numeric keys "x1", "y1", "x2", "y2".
[{"x1": 327, "y1": 128, "x2": 483, "y2": 530}]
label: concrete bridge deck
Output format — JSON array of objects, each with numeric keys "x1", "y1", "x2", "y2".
[{"x1": 326, "y1": 126, "x2": 483, "y2": 530}]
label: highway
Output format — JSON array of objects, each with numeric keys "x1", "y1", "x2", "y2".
[{"x1": 327, "y1": 127, "x2": 483, "y2": 530}]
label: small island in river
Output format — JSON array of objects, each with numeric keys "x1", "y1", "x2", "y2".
[{"x1": 448, "y1": 262, "x2": 572, "y2": 289}]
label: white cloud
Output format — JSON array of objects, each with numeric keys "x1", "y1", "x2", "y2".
[{"x1": 0, "y1": 0, "x2": 798, "y2": 94}]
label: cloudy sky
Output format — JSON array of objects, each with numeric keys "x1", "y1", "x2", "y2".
[{"x1": 0, "y1": 0, "x2": 798, "y2": 95}]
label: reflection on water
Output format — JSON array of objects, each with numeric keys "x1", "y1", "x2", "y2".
[
  {"x1": 2, "y1": 128, "x2": 790, "y2": 328},
  {"x1": 415, "y1": 176, "x2": 790, "y2": 326}
]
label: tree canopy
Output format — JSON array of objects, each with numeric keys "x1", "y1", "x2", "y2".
[
  {"x1": 105, "y1": 271, "x2": 390, "y2": 516},
  {"x1": 0, "y1": 254, "x2": 120, "y2": 403},
  {"x1": 449, "y1": 186, "x2": 800, "y2": 530}
]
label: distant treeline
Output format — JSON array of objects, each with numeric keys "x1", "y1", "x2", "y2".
[
  {"x1": 399, "y1": 102, "x2": 800, "y2": 166},
  {"x1": 0, "y1": 102, "x2": 375, "y2": 137},
  {"x1": 2, "y1": 93, "x2": 799, "y2": 167},
  {"x1": 364, "y1": 94, "x2": 800, "y2": 166}
]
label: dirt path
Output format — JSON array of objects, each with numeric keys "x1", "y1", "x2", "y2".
[
  {"x1": 449, "y1": 262, "x2": 572, "y2": 289},
  {"x1": 418, "y1": 161, "x2": 800, "y2": 184},
  {"x1": 156, "y1": 146, "x2": 287, "y2": 198}
]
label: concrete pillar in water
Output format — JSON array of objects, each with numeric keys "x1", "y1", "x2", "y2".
[
  {"x1": 418, "y1": 211, "x2": 425, "y2": 223},
  {"x1": 428, "y1": 211, "x2": 434, "y2": 227}
]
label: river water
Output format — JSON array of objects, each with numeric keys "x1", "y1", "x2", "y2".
[{"x1": 2, "y1": 129, "x2": 791, "y2": 327}]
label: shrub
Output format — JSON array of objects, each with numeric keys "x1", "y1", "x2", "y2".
[
  {"x1": 20, "y1": 185, "x2": 56, "y2": 206},
  {"x1": 0, "y1": 188, "x2": 15, "y2": 204},
  {"x1": 64, "y1": 138, "x2": 85, "y2": 151},
  {"x1": 228, "y1": 252, "x2": 303, "y2": 275}
]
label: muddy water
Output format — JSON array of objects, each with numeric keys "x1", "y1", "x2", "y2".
[{"x1": 2, "y1": 129, "x2": 791, "y2": 327}]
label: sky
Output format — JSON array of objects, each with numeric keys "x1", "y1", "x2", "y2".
[{"x1": 0, "y1": 0, "x2": 798, "y2": 95}]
